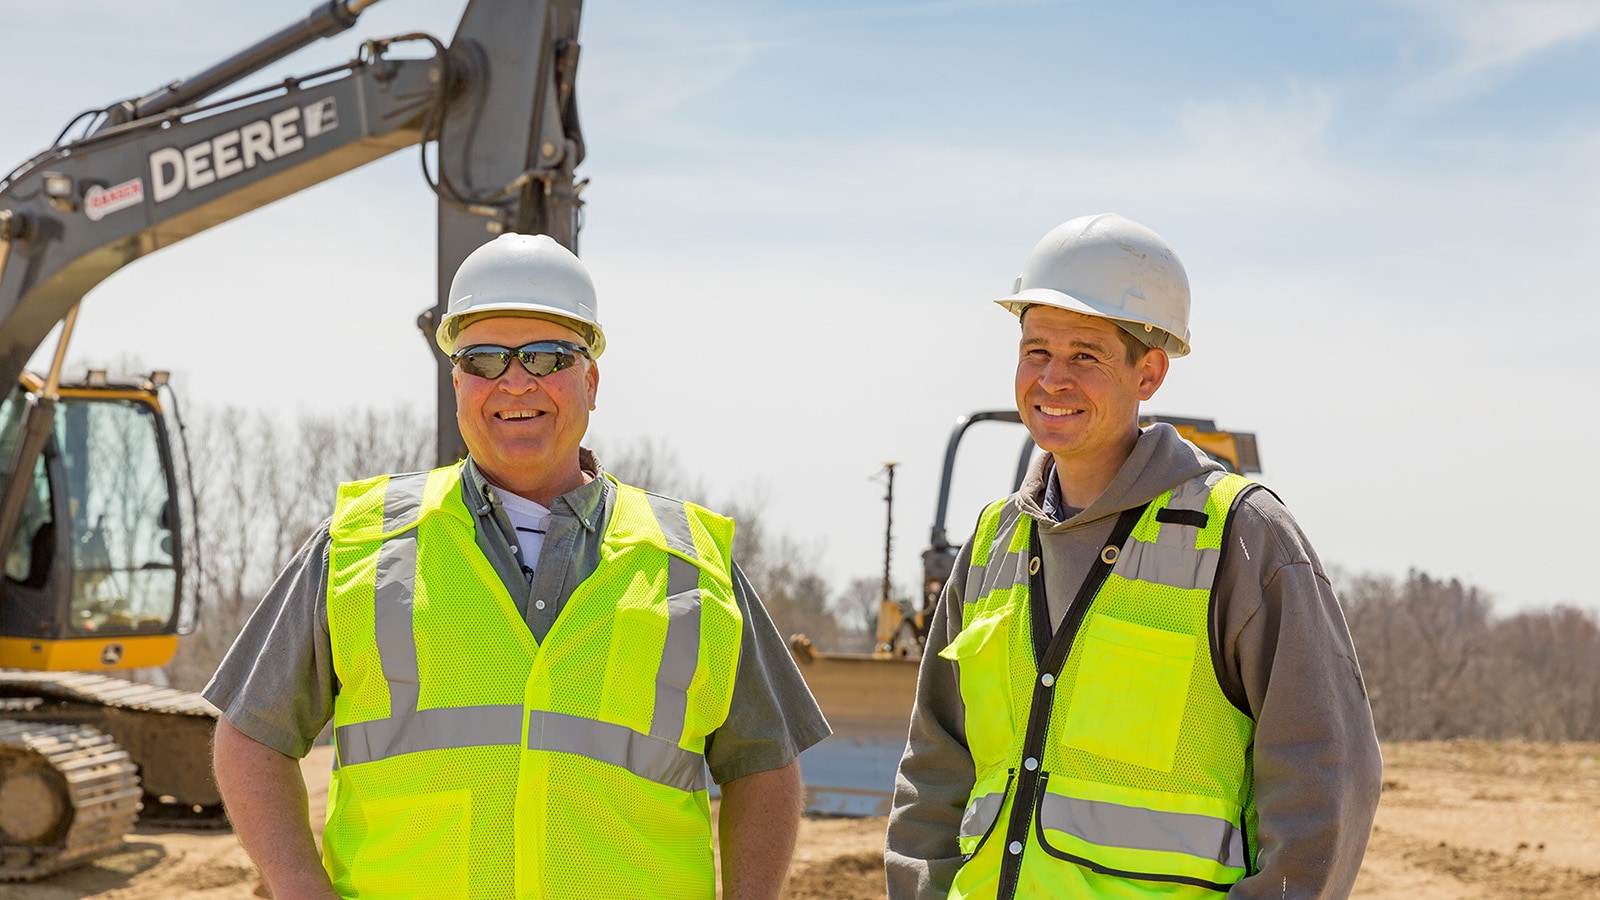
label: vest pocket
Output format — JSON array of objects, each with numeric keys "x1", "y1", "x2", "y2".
[
  {"x1": 940, "y1": 606, "x2": 1017, "y2": 766},
  {"x1": 1060, "y1": 614, "x2": 1196, "y2": 773},
  {"x1": 348, "y1": 788, "x2": 471, "y2": 897}
]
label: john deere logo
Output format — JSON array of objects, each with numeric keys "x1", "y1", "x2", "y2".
[{"x1": 100, "y1": 643, "x2": 125, "y2": 666}]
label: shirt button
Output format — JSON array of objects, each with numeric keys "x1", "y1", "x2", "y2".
[
  {"x1": 1040, "y1": 673, "x2": 1054, "y2": 687},
  {"x1": 1023, "y1": 757, "x2": 1038, "y2": 771},
  {"x1": 534, "y1": 600, "x2": 546, "y2": 610},
  {"x1": 1008, "y1": 841, "x2": 1023, "y2": 855}
]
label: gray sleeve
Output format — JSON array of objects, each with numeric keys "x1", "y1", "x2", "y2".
[
  {"x1": 885, "y1": 538, "x2": 975, "y2": 900},
  {"x1": 1220, "y1": 490, "x2": 1383, "y2": 898},
  {"x1": 703, "y1": 561, "x2": 832, "y2": 785},
  {"x1": 201, "y1": 522, "x2": 337, "y2": 759}
]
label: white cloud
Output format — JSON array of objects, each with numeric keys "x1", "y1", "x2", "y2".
[{"x1": 1395, "y1": 0, "x2": 1600, "y2": 101}]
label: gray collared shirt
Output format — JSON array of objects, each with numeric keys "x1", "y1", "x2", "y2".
[{"x1": 461, "y1": 453, "x2": 609, "y2": 642}]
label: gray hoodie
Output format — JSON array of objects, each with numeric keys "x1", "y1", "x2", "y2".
[{"x1": 885, "y1": 423, "x2": 1382, "y2": 899}]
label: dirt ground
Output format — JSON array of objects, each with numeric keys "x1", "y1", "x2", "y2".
[{"x1": 10, "y1": 740, "x2": 1599, "y2": 898}]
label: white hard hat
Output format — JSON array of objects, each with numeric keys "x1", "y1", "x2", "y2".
[
  {"x1": 436, "y1": 233, "x2": 606, "y2": 357},
  {"x1": 996, "y1": 213, "x2": 1191, "y2": 357}
]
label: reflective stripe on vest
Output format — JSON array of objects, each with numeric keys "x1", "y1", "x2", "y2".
[
  {"x1": 948, "y1": 471, "x2": 1256, "y2": 898},
  {"x1": 322, "y1": 465, "x2": 741, "y2": 898}
]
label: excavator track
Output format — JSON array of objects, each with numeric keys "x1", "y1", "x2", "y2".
[
  {"x1": 0, "y1": 672, "x2": 227, "y2": 830},
  {"x1": 0, "y1": 719, "x2": 142, "y2": 882}
]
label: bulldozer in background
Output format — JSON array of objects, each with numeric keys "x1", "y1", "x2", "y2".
[{"x1": 789, "y1": 411, "x2": 1261, "y2": 816}]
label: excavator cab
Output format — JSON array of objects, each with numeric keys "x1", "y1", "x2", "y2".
[{"x1": 0, "y1": 371, "x2": 187, "y2": 672}]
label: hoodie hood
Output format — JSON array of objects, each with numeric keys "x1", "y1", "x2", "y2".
[{"x1": 1017, "y1": 422, "x2": 1221, "y2": 531}]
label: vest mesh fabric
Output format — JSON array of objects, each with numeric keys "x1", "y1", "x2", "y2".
[{"x1": 323, "y1": 467, "x2": 740, "y2": 899}]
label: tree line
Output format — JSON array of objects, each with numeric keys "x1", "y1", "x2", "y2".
[
  {"x1": 1338, "y1": 569, "x2": 1600, "y2": 741},
  {"x1": 158, "y1": 406, "x2": 1599, "y2": 743}
]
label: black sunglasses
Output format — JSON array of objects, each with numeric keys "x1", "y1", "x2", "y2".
[{"x1": 451, "y1": 340, "x2": 590, "y2": 379}]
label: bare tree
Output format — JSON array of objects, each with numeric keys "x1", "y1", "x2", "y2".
[
  {"x1": 161, "y1": 403, "x2": 430, "y2": 690},
  {"x1": 602, "y1": 436, "x2": 852, "y2": 648},
  {"x1": 1340, "y1": 569, "x2": 1600, "y2": 741}
]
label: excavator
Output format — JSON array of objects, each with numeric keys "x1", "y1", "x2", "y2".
[
  {"x1": 0, "y1": 0, "x2": 584, "y2": 880},
  {"x1": 791, "y1": 411, "x2": 1261, "y2": 816}
]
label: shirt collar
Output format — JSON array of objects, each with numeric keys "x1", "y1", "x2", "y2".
[
  {"x1": 1040, "y1": 461, "x2": 1070, "y2": 523},
  {"x1": 462, "y1": 449, "x2": 608, "y2": 534}
]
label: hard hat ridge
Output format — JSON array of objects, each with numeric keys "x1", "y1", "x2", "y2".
[
  {"x1": 436, "y1": 233, "x2": 606, "y2": 357},
  {"x1": 996, "y1": 213, "x2": 1192, "y2": 357}
]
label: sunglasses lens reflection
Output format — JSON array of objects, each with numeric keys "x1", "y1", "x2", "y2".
[
  {"x1": 458, "y1": 350, "x2": 512, "y2": 379},
  {"x1": 520, "y1": 351, "x2": 569, "y2": 376}
]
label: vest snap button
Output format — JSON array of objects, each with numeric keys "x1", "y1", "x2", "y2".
[
  {"x1": 1008, "y1": 841, "x2": 1023, "y2": 855},
  {"x1": 1028, "y1": 556, "x2": 1041, "y2": 575},
  {"x1": 1100, "y1": 545, "x2": 1119, "y2": 564},
  {"x1": 1040, "y1": 673, "x2": 1054, "y2": 687},
  {"x1": 1024, "y1": 757, "x2": 1038, "y2": 771}
]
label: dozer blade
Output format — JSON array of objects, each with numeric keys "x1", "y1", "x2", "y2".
[{"x1": 790, "y1": 639, "x2": 920, "y2": 817}]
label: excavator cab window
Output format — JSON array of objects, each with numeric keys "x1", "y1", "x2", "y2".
[
  {"x1": 55, "y1": 395, "x2": 178, "y2": 635},
  {"x1": 1, "y1": 388, "x2": 56, "y2": 587}
]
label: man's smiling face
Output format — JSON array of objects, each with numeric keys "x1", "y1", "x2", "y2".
[
  {"x1": 452, "y1": 315, "x2": 599, "y2": 504},
  {"x1": 1014, "y1": 305, "x2": 1166, "y2": 475}
]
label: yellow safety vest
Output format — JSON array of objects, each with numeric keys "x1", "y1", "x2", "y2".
[
  {"x1": 321, "y1": 465, "x2": 742, "y2": 899},
  {"x1": 944, "y1": 471, "x2": 1257, "y2": 899}
]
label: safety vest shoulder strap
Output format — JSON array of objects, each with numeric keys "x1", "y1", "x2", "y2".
[
  {"x1": 961, "y1": 497, "x2": 1031, "y2": 616},
  {"x1": 328, "y1": 466, "x2": 468, "y2": 543}
]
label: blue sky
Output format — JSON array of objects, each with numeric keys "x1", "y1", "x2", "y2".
[{"x1": 4, "y1": 0, "x2": 1597, "y2": 614}]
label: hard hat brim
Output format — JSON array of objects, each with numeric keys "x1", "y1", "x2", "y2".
[
  {"x1": 995, "y1": 288, "x2": 1190, "y2": 357},
  {"x1": 437, "y1": 304, "x2": 606, "y2": 357}
]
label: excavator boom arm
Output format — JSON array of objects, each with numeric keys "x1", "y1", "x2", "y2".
[{"x1": 0, "y1": 0, "x2": 585, "y2": 550}]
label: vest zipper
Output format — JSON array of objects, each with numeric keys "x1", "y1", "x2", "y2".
[{"x1": 994, "y1": 504, "x2": 1147, "y2": 900}]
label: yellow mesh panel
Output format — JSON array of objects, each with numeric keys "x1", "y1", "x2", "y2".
[
  {"x1": 686, "y1": 505, "x2": 741, "y2": 741},
  {"x1": 1007, "y1": 512, "x2": 1031, "y2": 554},
  {"x1": 327, "y1": 745, "x2": 523, "y2": 900},
  {"x1": 686, "y1": 501, "x2": 735, "y2": 579},
  {"x1": 1128, "y1": 489, "x2": 1173, "y2": 544},
  {"x1": 413, "y1": 503, "x2": 535, "y2": 709},
  {"x1": 599, "y1": 564, "x2": 669, "y2": 732},
  {"x1": 328, "y1": 474, "x2": 387, "y2": 540},
  {"x1": 327, "y1": 543, "x2": 388, "y2": 723},
  {"x1": 535, "y1": 753, "x2": 715, "y2": 897},
  {"x1": 328, "y1": 475, "x2": 392, "y2": 724},
  {"x1": 1197, "y1": 475, "x2": 1251, "y2": 550},
  {"x1": 970, "y1": 499, "x2": 1008, "y2": 567}
]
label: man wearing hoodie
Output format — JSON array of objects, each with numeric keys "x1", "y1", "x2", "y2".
[{"x1": 885, "y1": 214, "x2": 1382, "y2": 899}]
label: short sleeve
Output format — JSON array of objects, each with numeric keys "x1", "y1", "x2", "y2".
[
  {"x1": 703, "y1": 562, "x2": 832, "y2": 784},
  {"x1": 201, "y1": 522, "x2": 338, "y2": 759}
]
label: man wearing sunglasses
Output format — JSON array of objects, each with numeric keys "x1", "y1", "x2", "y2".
[
  {"x1": 884, "y1": 215, "x2": 1381, "y2": 898},
  {"x1": 206, "y1": 233, "x2": 830, "y2": 899}
]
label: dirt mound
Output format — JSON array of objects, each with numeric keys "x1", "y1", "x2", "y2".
[
  {"x1": 1393, "y1": 834, "x2": 1600, "y2": 897},
  {"x1": 787, "y1": 851, "x2": 886, "y2": 898}
]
